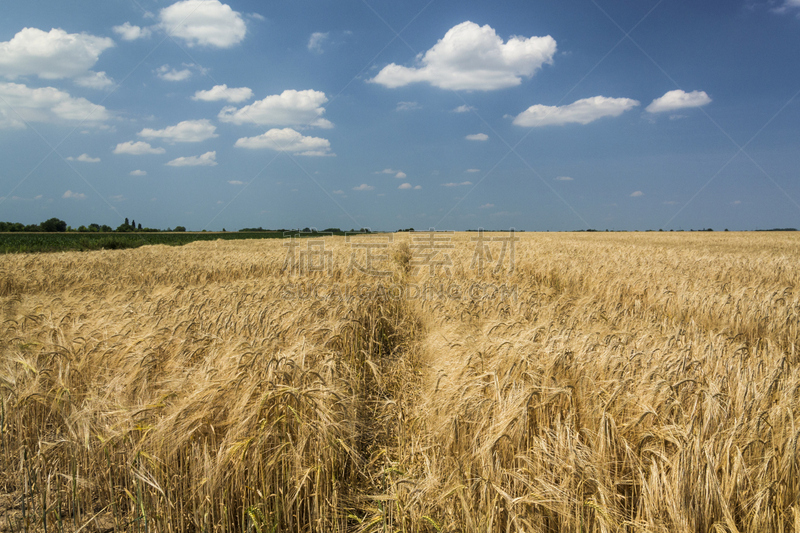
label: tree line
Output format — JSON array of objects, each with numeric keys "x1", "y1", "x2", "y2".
[{"x1": 0, "y1": 218, "x2": 187, "y2": 233}]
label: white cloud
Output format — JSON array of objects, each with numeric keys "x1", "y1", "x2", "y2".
[
  {"x1": 395, "y1": 171, "x2": 407, "y2": 179},
  {"x1": 513, "y1": 96, "x2": 640, "y2": 127},
  {"x1": 332, "y1": 189, "x2": 345, "y2": 195},
  {"x1": 480, "y1": 203, "x2": 494, "y2": 209},
  {"x1": 138, "y1": 119, "x2": 218, "y2": 143},
  {"x1": 113, "y1": 141, "x2": 165, "y2": 155},
  {"x1": 156, "y1": 64, "x2": 193, "y2": 81},
  {"x1": 442, "y1": 181, "x2": 472, "y2": 187},
  {"x1": 110, "y1": 195, "x2": 125, "y2": 202},
  {"x1": 75, "y1": 71, "x2": 114, "y2": 90},
  {"x1": 453, "y1": 105, "x2": 475, "y2": 113},
  {"x1": 555, "y1": 176, "x2": 573, "y2": 181},
  {"x1": 66, "y1": 153, "x2": 100, "y2": 163},
  {"x1": 398, "y1": 183, "x2": 412, "y2": 189},
  {"x1": 234, "y1": 128, "x2": 333, "y2": 156},
  {"x1": 396, "y1": 101, "x2": 421, "y2": 111},
  {"x1": 466, "y1": 133, "x2": 488, "y2": 141},
  {"x1": 370, "y1": 21, "x2": 556, "y2": 91},
  {"x1": 166, "y1": 151, "x2": 217, "y2": 166},
  {"x1": 113, "y1": 22, "x2": 152, "y2": 41},
  {"x1": 646, "y1": 90, "x2": 712, "y2": 114},
  {"x1": 0, "y1": 27, "x2": 114, "y2": 81},
  {"x1": 219, "y1": 89, "x2": 332, "y2": 128},
  {"x1": 0, "y1": 82, "x2": 110, "y2": 128},
  {"x1": 466, "y1": 168, "x2": 480, "y2": 173},
  {"x1": 731, "y1": 200, "x2": 742, "y2": 205},
  {"x1": 130, "y1": 169, "x2": 147, "y2": 176},
  {"x1": 62, "y1": 190, "x2": 86, "y2": 199},
  {"x1": 414, "y1": 185, "x2": 422, "y2": 190},
  {"x1": 308, "y1": 32, "x2": 329, "y2": 53},
  {"x1": 228, "y1": 180, "x2": 244, "y2": 185},
  {"x1": 630, "y1": 190, "x2": 644, "y2": 197},
  {"x1": 159, "y1": 0, "x2": 247, "y2": 48},
  {"x1": 192, "y1": 84, "x2": 253, "y2": 103},
  {"x1": 353, "y1": 184, "x2": 374, "y2": 191}
]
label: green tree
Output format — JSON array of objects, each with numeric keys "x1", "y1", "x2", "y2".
[{"x1": 41, "y1": 218, "x2": 67, "y2": 232}]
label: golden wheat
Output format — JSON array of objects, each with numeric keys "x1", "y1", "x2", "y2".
[{"x1": 0, "y1": 232, "x2": 799, "y2": 532}]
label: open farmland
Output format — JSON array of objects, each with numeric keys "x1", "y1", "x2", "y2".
[{"x1": 1, "y1": 232, "x2": 799, "y2": 532}]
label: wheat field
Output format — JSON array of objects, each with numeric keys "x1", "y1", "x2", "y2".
[{"x1": 1, "y1": 232, "x2": 799, "y2": 532}]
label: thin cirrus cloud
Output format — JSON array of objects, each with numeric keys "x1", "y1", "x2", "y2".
[
  {"x1": 555, "y1": 176, "x2": 573, "y2": 181},
  {"x1": 370, "y1": 21, "x2": 556, "y2": 91},
  {"x1": 466, "y1": 133, "x2": 488, "y2": 141},
  {"x1": 66, "y1": 154, "x2": 100, "y2": 163},
  {"x1": 129, "y1": 170, "x2": 147, "y2": 176},
  {"x1": 513, "y1": 96, "x2": 640, "y2": 127},
  {"x1": 353, "y1": 184, "x2": 374, "y2": 191},
  {"x1": 192, "y1": 84, "x2": 253, "y2": 103},
  {"x1": 0, "y1": 27, "x2": 114, "y2": 81},
  {"x1": 166, "y1": 151, "x2": 218, "y2": 167},
  {"x1": 159, "y1": 0, "x2": 247, "y2": 48},
  {"x1": 646, "y1": 90, "x2": 711, "y2": 114},
  {"x1": 219, "y1": 89, "x2": 333, "y2": 128},
  {"x1": 234, "y1": 128, "x2": 333, "y2": 156},
  {"x1": 62, "y1": 190, "x2": 86, "y2": 200},
  {"x1": 0, "y1": 82, "x2": 110, "y2": 128},
  {"x1": 308, "y1": 32, "x2": 329, "y2": 53},
  {"x1": 442, "y1": 181, "x2": 473, "y2": 187},
  {"x1": 113, "y1": 141, "x2": 165, "y2": 155},
  {"x1": 138, "y1": 119, "x2": 218, "y2": 143}
]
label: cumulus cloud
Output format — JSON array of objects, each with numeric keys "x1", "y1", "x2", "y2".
[
  {"x1": 453, "y1": 105, "x2": 475, "y2": 113},
  {"x1": 646, "y1": 90, "x2": 711, "y2": 114},
  {"x1": 396, "y1": 101, "x2": 421, "y2": 111},
  {"x1": 219, "y1": 89, "x2": 332, "y2": 128},
  {"x1": 156, "y1": 64, "x2": 193, "y2": 81},
  {"x1": 371, "y1": 21, "x2": 556, "y2": 91},
  {"x1": 466, "y1": 168, "x2": 480, "y2": 173},
  {"x1": 466, "y1": 133, "x2": 488, "y2": 141},
  {"x1": 138, "y1": 119, "x2": 218, "y2": 143},
  {"x1": 398, "y1": 183, "x2": 412, "y2": 189},
  {"x1": 192, "y1": 84, "x2": 253, "y2": 103},
  {"x1": 62, "y1": 190, "x2": 86, "y2": 199},
  {"x1": 308, "y1": 32, "x2": 329, "y2": 53},
  {"x1": 513, "y1": 96, "x2": 640, "y2": 127},
  {"x1": 113, "y1": 22, "x2": 152, "y2": 41},
  {"x1": 75, "y1": 71, "x2": 114, "y2": 90},
  {"x1": 66, "y1": 153, "x2": 100, "y2": 163},
  {"x1": 166, "y1": 151, "x2": 217, "y2": 166},
  {"x1": 376, "y1": 169, "x2": 407, "y2": 179},
  {"x1": 234, "y1": 128, "x2": 333, "y2": 156},
  {"x1": 159, "y1": 0, "x2": 247, "y2": 48},
  {"x1": 0, "y1": 27, "x2": 114, "y2": 80},
  {"x1": 630, "y1": 190, "x2": 644, "y2": 197},
  {"x1": 129, "y1": 169, "x2": 147, "y2": 176},
  {"x1": 0, "y1": 82, "x2": 110, "y2": 128},
  {"x1": 555, "y1": 176, "x2": 573, "y2": 181},
  {"x1": 227, "y1": 180, "x2": 244, "y2": 185},
  {"x1": 414, "y1": 185, "x2": 422, "y2": 190},
  {"x1": 442, "y1": 181, "x2": 472, "y2": 187},
  {"x1": 113, "y1": 141, "x2": 165, "y2": 155},
  {"x1": 353, "y1": 184, "x2": 374, "y2": 191}
]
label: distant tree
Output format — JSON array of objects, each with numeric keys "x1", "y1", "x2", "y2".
[
  {"x1": 100, "y1": 225, "x2": 112, "y2": 232},
  {"x1": 137, "y1": 223, "x2": 142, "y2": 230},
  {"x1": 41, "y1": 218, "x2": 67, "y2": 232},
  {"x1": 89, "y1": 223, "x2": 100, "y2": 232},
  {"x1": 124, "y1": 217, "x2": 129, "y2": 227},
  {"x1": 174, "y1": 226, "x2": 186, "y2": 232},
  {"x1": 131, "y1": 219, "x2": 136, "y2": 230},
  {"x1": 78, "y1": 225, "x2": 88, "y2": 232}
]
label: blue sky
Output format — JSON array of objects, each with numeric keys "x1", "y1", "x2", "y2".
[{"x1": 1, "y1": 0, "x2": 799, "y2": 231}]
